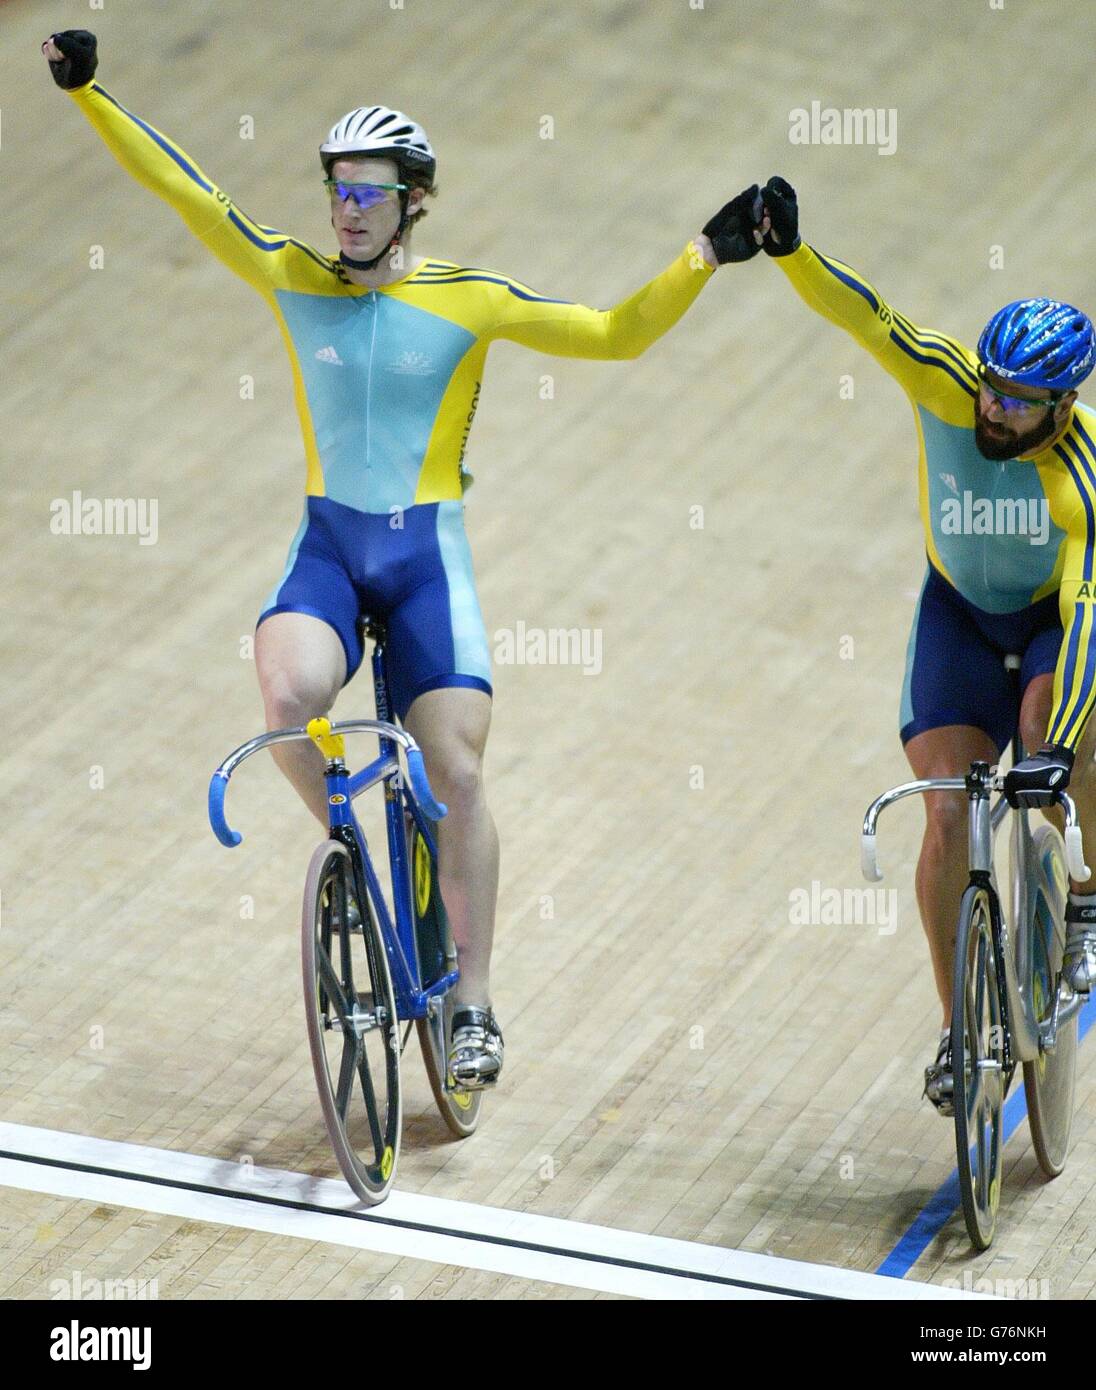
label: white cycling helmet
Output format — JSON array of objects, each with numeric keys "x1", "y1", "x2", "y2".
[{"x1": 320, "y1": 106, "x2": 435, "y2": 182}]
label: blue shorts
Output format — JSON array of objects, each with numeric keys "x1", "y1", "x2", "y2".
[
  {"x1": 900, "y1": 564, "x2": 1061, "y2": 753},
  {"x1": 257, "y1": 496, "x2": 492, "y2": 721}
]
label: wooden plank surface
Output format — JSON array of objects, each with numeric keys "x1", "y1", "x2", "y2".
[{"x1": 1, "y1": 0, "x2": 1094, "y2": 1299}]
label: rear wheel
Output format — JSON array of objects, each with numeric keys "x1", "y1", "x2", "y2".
[
  {"x1": 1023, "y1": 823, "x2": 1076, "y2": 1178},
  {"x1": 302, "y1": 840, "x2": 401, "y2": 1203},
  {"x1": 951, "y1": 883, "x2": 1006, "y2": 1251},
  {"x1": 407, "y1": 819, "x2": 481, "y2": 1138}
]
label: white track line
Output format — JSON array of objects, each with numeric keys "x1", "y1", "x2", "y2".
[{"x1": 0, "y1": 1124, "x2": 986, "y2": 1300}]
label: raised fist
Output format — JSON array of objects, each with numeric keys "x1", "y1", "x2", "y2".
[
  {"x1": 43, "y1": 30, "x2": 98, "y2": 91},
  {"x1": 701, "y1": 186, "x2": 766, "y2": 265},
  {"x1": 760, "y1": 176, "x2": 801, "y2": 257}
]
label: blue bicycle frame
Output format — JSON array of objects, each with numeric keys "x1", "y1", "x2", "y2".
[
  {"x1": 336, "y1": 640, "x2": 459, "y2": 1021},
  {"x1": 208, "y1": 632, "x2": 458, "y2": 1022}
]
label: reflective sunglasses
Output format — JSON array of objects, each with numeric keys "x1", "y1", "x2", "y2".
[
  {"x1": 977, "y1": 363, "x2": 1062, "y2": 415},
  {"x1": 323, "y1": 179, "x2": 408, "y2": 209}
]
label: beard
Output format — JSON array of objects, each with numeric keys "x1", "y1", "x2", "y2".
[{"x1": 973, "y1": 407, "x2": 1062, "y2": 461}]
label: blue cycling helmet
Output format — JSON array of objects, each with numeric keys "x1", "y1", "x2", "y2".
[{"x1": 978, "y1": 298, "x2": 1095, "y2": 393}]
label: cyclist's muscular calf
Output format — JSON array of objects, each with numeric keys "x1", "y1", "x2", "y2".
[{"x1": 402, "y1": 686, "x2": 498, "y2": 1011}]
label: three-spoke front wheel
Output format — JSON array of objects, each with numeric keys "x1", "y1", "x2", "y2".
[
  {"x1": 951, "y1": 884, "x2": 1006, "y2": 1251},
  {"x1": 302, "y1": 840, "x2": 401, "y2": 1204}
]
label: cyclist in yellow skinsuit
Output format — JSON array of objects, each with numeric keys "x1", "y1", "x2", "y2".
[
  {"x1": 753, "y1": 175, "x2": 1096, "y2": 1111},
  {"x1": 44, "y1": 29, "x2": 769, "y2": 1086}
]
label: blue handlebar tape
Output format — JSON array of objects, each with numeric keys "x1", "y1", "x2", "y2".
[
  {"x1": 208, "y1": 773, "x2": 242, "y2": 847},
  {"x1": 406, "y1": 749, "x2": 447, "y2": 821}
]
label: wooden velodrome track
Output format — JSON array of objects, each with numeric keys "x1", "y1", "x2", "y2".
[{"x1": 2, "y1": 0, "x2": 1096, "y2": 1300}]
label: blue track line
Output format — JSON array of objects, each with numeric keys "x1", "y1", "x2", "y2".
[{"x1": 877, "y1": 996, "x2": 1093, "y2": 1278}]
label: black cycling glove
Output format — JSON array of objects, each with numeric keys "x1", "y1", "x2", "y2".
[
  {"x1": 45, "y1": 30, "x2": 98, "y2": 91},
  {"x1": 760, "y1": 175, "x2": 801, "y2": 257},
  {"x1": 1003, "y1": 744, "x2": 1074, "y2": 808},
  {"x1": 702, "y1": 186, "x2": 765, "y2": 264}
]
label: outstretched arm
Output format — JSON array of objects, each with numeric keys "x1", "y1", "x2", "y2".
[
  {"x1": 775, "y1": 243, "x2": 979, "y2": 407},
  {"x1": 488, "y1": 241, "x2": 715, "y2": 360},
  {"x1": 44, "y1": 31, "x2": 328, "y2": 295},
  {"x1": 760, "y1": 177, "x2": 978, "y2": 412},
  {"x1": 487, "y1": 185, "x2": 770, "y2": 360}
]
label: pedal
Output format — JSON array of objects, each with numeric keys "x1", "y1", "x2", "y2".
[
  {"x1": 924, "y1": 1042, "x2": 954, "y2": 1116},
  {"x1": 1063, "y1": 934, "x2": 1096, "y2": 995},
  {"x1": 924, "y1": 1083, "x2": 955, "y2": 1118}
]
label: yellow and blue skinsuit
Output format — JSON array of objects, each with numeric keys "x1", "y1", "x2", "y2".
[
  {"x1": 67, "y1": 80, "x2": 714, "y2": 716},
  {"x1": 777, "y1": 243, "x2": 1096, "y2": 754}
]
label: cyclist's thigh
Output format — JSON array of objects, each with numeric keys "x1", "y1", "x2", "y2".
[
  {"x1": 256, "y1": 503, "x2": 363, "y2": 708},
  {"x1": 905, "y1": 723, "x2": 999, "y2": 775},
  {"x1": 403, "y1": 686, "x2": 493, "y2": 768},
  {"x1": 1012, "y1": 597, "x2": 1070, "y2": 752},
  {"x1": 1018, "y1": 673, "x2": 1055, "y2": 755},
  {"x1": 903, "y1": 725, "x2": 998, "y2": 839},
  {"x1": 377, "y1": 502, "x2": 492, "y2": 724},
  {"x1": 900, "y1": 566, "x2": 1017, "y2": 755},
  {"x1": 255, "y1": 611, "x2": 347, "y2": 715}
]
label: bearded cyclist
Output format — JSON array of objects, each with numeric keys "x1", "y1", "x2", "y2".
[
  {"x1": 43, "y1": 30, "x2": 771, "y2": 1089},
  {"x1": 751, "y1": 176, "x2": 1096, "y2": 1114}
]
